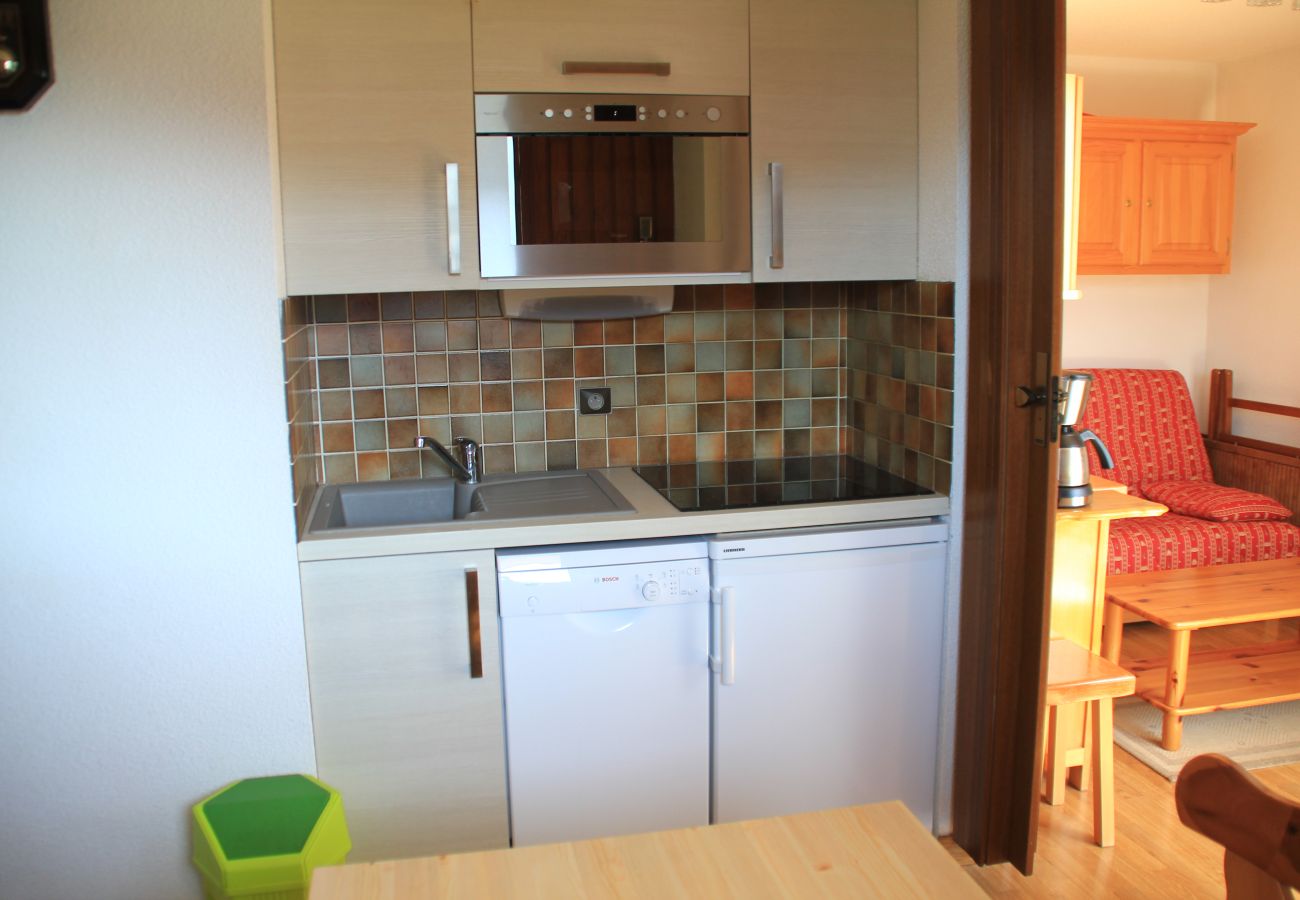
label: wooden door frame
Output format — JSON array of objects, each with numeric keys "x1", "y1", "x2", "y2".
[{"x1": 952, "y1": 0, "x2": 1065, "y2": 874}]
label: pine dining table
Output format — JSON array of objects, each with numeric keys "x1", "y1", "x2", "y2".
[{"x1": 308, "y1": 802, "x2": 985, "y2": 899}]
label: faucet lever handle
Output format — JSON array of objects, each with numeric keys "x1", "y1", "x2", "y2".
[{"x1": 453, "y1": 436, "x2": 480, "y2": 480}]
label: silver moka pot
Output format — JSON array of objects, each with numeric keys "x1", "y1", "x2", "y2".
[{"x1": 1057, "y1": 372, "x2": 1115, "y2": 508}]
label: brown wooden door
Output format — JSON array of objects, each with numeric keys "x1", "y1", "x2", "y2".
[
  {"x1": 955, "y1": 0, "x2": 1063, "y2": 876},
  {"x1": 1140, "y1": 140, "x2": 1236, "y2": 270},
  {"x1": 1077, "y1": 136, "x2": 1141, "y2": 270}
]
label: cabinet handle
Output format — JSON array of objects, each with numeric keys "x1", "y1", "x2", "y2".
[
  {"x1": 465, "y1": 568, "x2": 482, "y2": 679},
  {"x1": 1144, "y1": 199, "x2": 1152, "y2": 208},
  {"x1": 768, "y1": 162, "x2": 784, "y2": 270},
  {"x1": 446, "y1": 162, "x2": 461, "y2": 276},
  {"x1": 561, "y1": 61, "x2": 671, "y2": 77},
  {"x1": 1124, "y1": 198, "x2": 1132, "y2": 208}
]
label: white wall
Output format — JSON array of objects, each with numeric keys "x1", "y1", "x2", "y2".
[
  {"x1": 1062, "y1": 276, "x2": 1213, "y2": 426},
  {"x1": 1207, "y1": 47, "x2": 1300, "y2": 447},
  {"x1": 918, "y1": 0, "x2": 968, "y2": 837},
  {"x1": 1066, "y1": 54, "x2": 1217, "y2": 120},
  {"x1": 0, "y1": 3, "x2": 315, "y2": 898},
  {"x1": 1061, "y1": 55, "x2": 1219, "y2": 422}
]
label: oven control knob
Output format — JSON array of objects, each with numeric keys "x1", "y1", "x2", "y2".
[
  {"x1": 563, "y1": 108, "x2": 573, "y2": 118},
  {"x1": 706, "y1": 106, "x2": 721, "y2": 122},
  {"x1": 642, "y1": 581, "x2": 661, "y2": 601},
  {"x1": 657, "y1": 109, "x2": 667, "y2": 118},
  {"x1": 675, "y1": 109, "x2": 686, "y2": 119},
  {"x1": 543, "y1": 108, "x2": 554, "y2": 118}
]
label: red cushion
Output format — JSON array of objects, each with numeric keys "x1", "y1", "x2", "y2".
[
  {"x1": 1144, "y1": 480, "x2": 1292, "y2": 523},
  {"x1": 1077, "y1": 369, "x2": 1214, "y2": 499},
  {"x1": 1107, "y1": 514, "x2": 1300, "y2": 575}
]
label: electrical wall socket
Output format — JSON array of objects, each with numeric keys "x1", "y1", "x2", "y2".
[{"x1": 579, "y1": 388, "x2": 612, "y2": 415}]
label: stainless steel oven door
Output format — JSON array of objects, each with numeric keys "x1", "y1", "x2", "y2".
[{"x1": 477, "y1": 134, "x2": 750, "y2": 279}]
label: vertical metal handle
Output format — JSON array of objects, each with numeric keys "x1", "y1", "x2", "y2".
[
  {"x1": 465, "y1": 568, "x2": 482, "y2": 679},
  {"x1": 768, "y1": 162, "x2": 784, "y2": 270},
  {"x1": 445, "y1": 162, "x2": 461, "y2": 276},
  {"x1": 720, "y1": 586, "x2": 736, "y2": 686}
]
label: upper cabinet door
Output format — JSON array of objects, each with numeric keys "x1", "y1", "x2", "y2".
[
  {"x1": 1077, "y1": 137, "x2": 1141, "y2": 270},
  {"x1": 471, "y1": 0, "x2": 749, "y2": 95},
  {"x1": 1139, "y1": 140, "x2": 1236, "y2": 271},
  {"x1": 273, "y1": 0, "x2": 480, "y2": 295},
  {"x1": 1077, "y1": 116, "x2": 1253, "y2": 276},
  {"x1": 750, "y1": 0, "x2": 918, "y2": 283}
]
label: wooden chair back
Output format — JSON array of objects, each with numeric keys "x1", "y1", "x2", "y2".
[
  {"x1": 1175, "y1": 754, "x2": 1300, "y2": 899},
  {"x1": 1206, "y1": 368, "x2": 1300, "y2": 527}
]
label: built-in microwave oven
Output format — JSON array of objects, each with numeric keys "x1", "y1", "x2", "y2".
[{"x1": 474, "y1": 93, "x2": 751, "y2": 280}]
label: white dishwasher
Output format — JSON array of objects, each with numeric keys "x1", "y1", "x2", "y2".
[{"x1": 497, "y1": 538, "x2": 710, "y2": 846}]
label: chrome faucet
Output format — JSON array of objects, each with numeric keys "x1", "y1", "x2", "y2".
[{"x1": 414, "y1": 435, "x2": 480, "y2": 484}]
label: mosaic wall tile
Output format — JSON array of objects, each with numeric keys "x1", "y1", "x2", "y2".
[
  {"x1": 845, "y1": 281, "x2": 957, "y2": 494},
  {"x1": 283, "y1": 279, "x2": 957, "y2": 531}
]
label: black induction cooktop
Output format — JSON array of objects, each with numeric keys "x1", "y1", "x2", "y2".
[{"x1": 633, "y1": 455, "x2": 934, "y2": 513}]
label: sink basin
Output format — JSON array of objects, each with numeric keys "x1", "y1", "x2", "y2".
[
  {"x1": 307, "y1": 470, "x2": 634, "y2": 534},
  {"x1": 310, "y1": 479, "x2": 456, "y2": 531}
]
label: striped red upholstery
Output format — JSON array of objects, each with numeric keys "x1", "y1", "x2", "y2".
[
  {"x1": 1078, "y1": 368, "x2": 1300, "y2": 574},
  {"x1": 1077, "y1": 368, "x2": 1214, "y2": 499},
  {"x1": 1144, "y1": 480, "x2": 1292, "y2": 523},
  {"x1": 1108, "y1": 514, "x2": 1300, "y2": 575}
]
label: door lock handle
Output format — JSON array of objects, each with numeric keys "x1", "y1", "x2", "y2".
[{"x1": 1015, "y1": 385, "x2": 1048, "y2": 408}]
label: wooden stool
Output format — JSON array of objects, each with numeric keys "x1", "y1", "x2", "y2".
[{"x1": 1043, "y1": 639, "x2": 1136, "y2": 847}]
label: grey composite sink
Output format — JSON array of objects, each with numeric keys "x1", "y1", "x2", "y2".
[{"x1": 307, "y1": 470, "x2": 634, "y2": 534}]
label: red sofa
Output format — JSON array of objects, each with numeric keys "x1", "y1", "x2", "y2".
[{"x1": 1079, "y1": 368, "x2": 1300, "y2": 575}]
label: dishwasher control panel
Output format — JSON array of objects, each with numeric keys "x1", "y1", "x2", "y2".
[{"x1": 499, "y1": 560, "x2": 709, "y2": 616}]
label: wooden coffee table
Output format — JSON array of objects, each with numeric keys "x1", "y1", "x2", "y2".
[{"x1": 1102, "y1": 557, "x2": 1300, "y2": 751}]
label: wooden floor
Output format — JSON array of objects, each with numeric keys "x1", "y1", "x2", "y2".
[{"x1": 943, "y1": 619, "x2": 1300, "y2": 898}]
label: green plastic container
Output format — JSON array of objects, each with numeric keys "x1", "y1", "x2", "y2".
[{"x1": 192, "y1": 774, "x2": 350, "y2": 900}]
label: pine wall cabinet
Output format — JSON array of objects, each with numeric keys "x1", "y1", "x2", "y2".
[{"x1": 1077, "y1": 116, "x2": 1254, "y2": 276}]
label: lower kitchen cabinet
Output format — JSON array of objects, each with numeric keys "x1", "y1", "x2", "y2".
[{"x1": 299, "y1": 550, "x2": 507, "y2": 861}]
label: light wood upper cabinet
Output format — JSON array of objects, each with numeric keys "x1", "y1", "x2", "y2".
[
  {"x1": 1077, "y1": 117, "x2": 1254, "y2": 276},
  {"x1": 272, "y1": 0, "x2": 480, "y2": 295},
  {"x1": 750, "y1": 0, "x2": 918, "y2": 283},
  {"x1": 299, "y1": 550, "x2": 508, "y2": 861},
  {"x1": 1078, "y1": 136, "x2": 1141, "y2": 269},
  {"x1": 471, "y1": 0, "x2": 748, "y2": 95}
]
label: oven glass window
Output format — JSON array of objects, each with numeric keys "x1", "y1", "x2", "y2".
[{"x1": 510, "y1": 136, "x2": 724, "y2": 245}]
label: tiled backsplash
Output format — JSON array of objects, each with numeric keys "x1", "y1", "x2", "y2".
[
  {"x1": 281, "y1": 281, "x2": 956, "y2": 532},
  {"x1": 845, "y1": 281, "x2": 956, "y2": 495}
]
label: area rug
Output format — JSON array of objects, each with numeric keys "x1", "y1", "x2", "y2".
[{"x1": 1112, "y1": 697, "x2": 1300, "y2": 781}]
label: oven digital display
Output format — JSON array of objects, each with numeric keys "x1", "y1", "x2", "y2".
[{"x1": 593, "y1": 104, "x2": 637, "y2": 122}]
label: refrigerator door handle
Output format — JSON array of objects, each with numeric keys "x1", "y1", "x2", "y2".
[
  {"x1": 709, "y1": 586, "x2": 721, "y2": 674},
  {"x1": 720, "y1": 586, "x2": 736, "y2": 685}
]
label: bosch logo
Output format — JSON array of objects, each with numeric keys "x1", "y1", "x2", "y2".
[{"x1": 601, "y1": 576, "x2": 620, "y2": 582}]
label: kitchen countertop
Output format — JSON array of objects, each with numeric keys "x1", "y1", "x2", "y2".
[{"x1": 297, "y1": 467, "x2": 950, "y2": 562}]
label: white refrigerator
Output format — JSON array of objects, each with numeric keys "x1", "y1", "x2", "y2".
[{"x1": 707, "y1": 520, "x2": 948, "y2": 828}]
